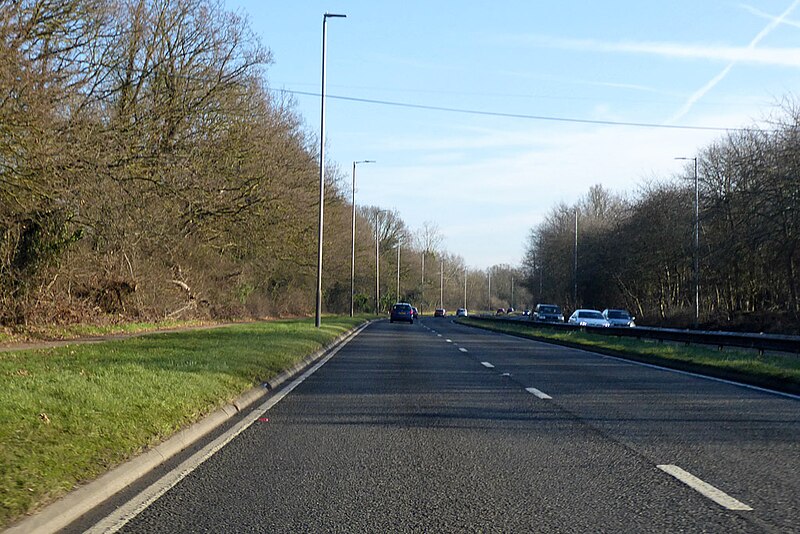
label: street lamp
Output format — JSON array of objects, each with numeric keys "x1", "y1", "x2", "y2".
[
  {"x1": 396, "y1": 243, "x2": 401, "y2": 302},
  {"x1": 676, "y1": 156, "x2": 699, "y2": 327},
  {"x1": 375, "y1": 210, "x2": 387, "y2": 315},
  {"x1": 574, "y1": 208, "x2": 578, "y2": 307},
  {"x1": 350, "y1": 160, "x2": 375, "y2": 317},
  {"x1": 315, "y1": 12, "x2": 346, "y2": 328}
]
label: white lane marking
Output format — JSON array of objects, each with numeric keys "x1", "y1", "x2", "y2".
[
  {"x1": 437, "y1": 334, "x2": 442, "y2": 337},
  {"x1": 525, "y1": 387, "x2": 552, "y2": 399},
  {"x1": 459, "y1": 347, "x2": 468, "y2": 353},
  {"x1": 481, "y1": 361, "x2": 495, "y2": 368},
  {"x1": 446, "y1": 339, "x2": 452, "y2": 343},
  {"x1": 86, "y1": 324, "x2": 367, "y2": 533},
  {"x1": 501, "y1": 372, "x2": 512, "y2": 377},
  {"x1": 657, "y1": 465, "x2": 753, "y2": 511}
]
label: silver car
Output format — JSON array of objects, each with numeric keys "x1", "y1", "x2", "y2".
[{"x1": 568, "y1": 309, "x2": 611, "y2": 327}]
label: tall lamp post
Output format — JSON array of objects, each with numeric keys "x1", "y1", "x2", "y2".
[
  {"x1": 375, "y1": 210, "x2": 386, "y2": 315},
  {"x1": 396, "y1": 243, "x2": 401, "y2": 302},
  {"x1": 676, "y1": 156, "x2": 700, "y2": 327},
  {"x1": 315, "y1": 12, "x2": 346, "y2": 328},
  {"x1": 573, "y1": 209, "x2": 579, "y2": 307},
  {"x1": 350, "y1": 160, "x2": 375, "y2": 317}
]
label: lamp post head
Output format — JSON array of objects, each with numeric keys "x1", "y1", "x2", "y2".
[{"x1": 324, "y1": 13, "x2": 347, "y2": 19}]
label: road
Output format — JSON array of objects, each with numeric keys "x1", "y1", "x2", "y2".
[{"x1": 85, "y1": 318, "x2": 799, "y2": 532}]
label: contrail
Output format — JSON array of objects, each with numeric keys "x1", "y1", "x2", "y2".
[{"x1": 667, "y1": 0, "x2": 800, "y2": 124}]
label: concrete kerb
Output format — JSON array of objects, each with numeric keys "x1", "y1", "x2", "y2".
[{"x1": 4, "y1": 320, "x2": 372, "y2": 534}]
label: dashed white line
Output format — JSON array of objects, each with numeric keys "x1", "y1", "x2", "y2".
[
  {"x1": 437, "y1": 334, "x2": 442, "y2": 337},
  {"x1": 445, "y1": 339, "x2": 452, "y2": 343},
  {"x1": 525, "y1": 387, "x2": 552, "y2": 400},
  {"x1": 459, "y1": 347, "x2": 468, "y2": 353},
  {"x1": 481, "y1": 362, "x2": 495, "y2": 368},
  {"x1": 657, "y1": 465, "x2": 753, "y2": 511}
]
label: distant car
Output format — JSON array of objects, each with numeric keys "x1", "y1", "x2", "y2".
[
  {"x1": 532, "y1": 304, "x2": 564, "y2": 322},
  {"x1": 496, "y1": 308, "x2": 505, "y2": 315},
  {"x1": 522, "y1": 309, "x2": 531, "y2": 316},
  {"x1": 602, "y1": 309, "x2": 636, "y2": 327},
  {"x1": 456, "y1": 308, "x2": 468, "y2": 317},
  {"x1": 506, "y1": 307, "x2": 515, "y2": 314},
  {"x1": 411, "y1": 307, "x2": 419, "y2": 319},
  {"x1": 568, "y1": 309, "x2": 611, "y2": 327},
  {"x1": 390, "y1": 302, "x2": 414, "y2": 324},
  {"x1": 434, "y1": 308, "x2": 446, "y2": 317}
]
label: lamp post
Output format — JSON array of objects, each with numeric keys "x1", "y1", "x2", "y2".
[
  {"x1": 375, "y1": 210, "x2": 386, "y2": 315},
  {"x1": 464, "y1": 267, "x2": 468, "y2": 309},
  {"x1": 676, "y1": 156, "x2": 700, "y2": 327},
  {"x1": 573, "y1": 209, "x2": 578, "y2": 307},
  {"x1": 396, "y1": 243, "x2": 401, "y2": 302},
  {"x1": 315, "y1": 12, "x2": 346, "y2": 328},
  {"x1": 350, "y1": 160, "x2": 375, "y2": 317}
]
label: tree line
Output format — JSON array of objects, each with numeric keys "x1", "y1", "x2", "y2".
[
  {"x1": 521, "y1": 102, "x2": 800, "y2": 333},
  {"x1": 0, "y1": 0, "x2": 517, "y2": 326}
]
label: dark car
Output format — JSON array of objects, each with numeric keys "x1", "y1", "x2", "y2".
[
  {"x1": 390, "y1": 302, "x2": 414, "y2": 324},
  {"x1": 532, "y1": 303, "x2": 564, "y2": 322},
  {"x1": 496, "y1": 308, "x2": 505, "y2": 315},
  {"x1": 602, "y1": 308, "x2": 636, "y2": 327},
  {"x1": 434, "y1": 308, "x2": 446, "y2": 317}
]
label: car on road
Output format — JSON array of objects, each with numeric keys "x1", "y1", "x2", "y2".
[
  {"x1": 456, "y1": 308, "x2": 468, "y2": 317},
  {"x1": 434, "y1": 308, "x2": 446, "y2": 317},
  {"x1": 568, "y1": 309, "x2": 611, "y2": 327},
  {"x1": 522, "y1": 309, "x2": 531, "y2": 316},
  {"x1": 411, "y1": 306, "x2": 419, "y2": 319},
  {"x1": 532, "y1": 304, "x2": 564, "y2": 323},
  {"x1": 602, "y1": 308, "x2": 636, "y2": 327},
  {"x1": 506, "y1": 307, "x2": 515, "y2": 314},
  {"x1": 390, "y1": 302, "x2": 414, "y2": 324},
  {"x1": 496, "y1": 308, "x2": 505, "y2": 315}
]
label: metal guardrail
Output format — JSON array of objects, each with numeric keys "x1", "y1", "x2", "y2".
[{"x1": 473, "y1": 316, "x2": 800, "y2": 355}]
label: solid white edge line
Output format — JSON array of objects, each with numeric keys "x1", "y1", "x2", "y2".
[
  {"x1": 86, "y1": 323, "x2": 368, "y2": 534},
  {"x1": 481, "y1": 361, "x2": 495, "y2": 368},
  {"x1": 525, "y1": 387, "x2": 552, "y2": 400},
  {"x1": 657, "y1": 464, "x2": 753, "y2": 511}
]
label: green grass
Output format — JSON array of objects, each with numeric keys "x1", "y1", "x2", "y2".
[
  {"x1": 0, "y1": 315, "x2": 368, "y2": 528},
  {"x1": 458, "y1": 317, "x2": 800, "y2": 386}
]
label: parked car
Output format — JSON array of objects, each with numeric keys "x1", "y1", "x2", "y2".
[
  {"x1": 532, "y1": 304, "x2": 564, "y2": 322},
  {"x1": 456, "y1": 308, "x2": 468, "y2": 317},
  {"x1": 411, "y1": 306, "x2": 419, "y2": 319},
  {"x1": 434, "y1": 308, "x2": 446, "y2": 317},
  {"x1": 496, "y1": 308, "x2": 506, "y2": 315},
  {"x1": 602, "y1": 308, "x2": 636, "y2": 327},
  {"x1": 568, "y1": 309, "x2": 611, "y2": 327},
  {"x1": 390, "y1": 302, "x2": 414, "y2": 324}
]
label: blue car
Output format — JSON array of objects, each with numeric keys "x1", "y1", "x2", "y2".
[{"x1": 390, "y1": 302, "x2": 414, "y2": 324}]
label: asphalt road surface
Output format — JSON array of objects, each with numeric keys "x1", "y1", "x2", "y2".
[{"x1": 91, "y1": 318, "x2": 799, "y2": 533}]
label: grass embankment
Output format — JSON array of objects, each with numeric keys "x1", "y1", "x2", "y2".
[
  {"x1": 458, "y1": 317, "x2": 800, "y2": 393},
  {"x1": 0, "y1": 316, "x2": 368, "y2": 528}
]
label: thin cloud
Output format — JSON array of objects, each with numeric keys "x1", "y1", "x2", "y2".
[
  {"x1": 669, "y1": 0, "x2": 800, "y2": 124},
  {"x1": 514, "y1": 35, "x2": 800, "y2": 67},
  {"x1": 741, "y1": 4, "x2": 800, "y2": 29}
]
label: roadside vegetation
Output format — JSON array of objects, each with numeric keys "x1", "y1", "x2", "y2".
[
  {"x1": 0, "y1": 316, "x2": 368, "y2": 529},
  {"x1": 458, "y1": 317, "x2": 800, "y2": 392},
  {"x1": 520, "y1": 105, "x2": 800, "y2": 334}
]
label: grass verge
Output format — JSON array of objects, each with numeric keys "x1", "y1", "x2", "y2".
[
  {"x1": 457, "y1": 317, "x2": 800, "y2": 394},
  {"x1": 0, "y1": 315, "x2": 368, "y2": 528}
]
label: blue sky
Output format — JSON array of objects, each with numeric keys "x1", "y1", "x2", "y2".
[{"x1": 224, "y1": 0, "x2": 800, "y2": 269}]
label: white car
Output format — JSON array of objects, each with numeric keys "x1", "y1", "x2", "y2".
[
  {"x1": 456, "y1": 308, "x2": 468, "y2": 317},
  {"x1": 568, "y1": 309, "x2": 611, "y2": 327}
]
